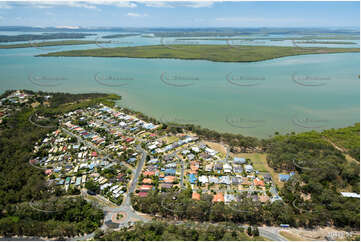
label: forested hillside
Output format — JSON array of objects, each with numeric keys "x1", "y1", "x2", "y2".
[
  {"x1": 95, "y1": 221, "x2": 263, "y2": 241},
  {"x1": 265, "y1": 124, "x2": 360, "y2": 228}
]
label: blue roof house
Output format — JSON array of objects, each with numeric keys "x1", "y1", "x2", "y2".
[
  {"x1": 233, "y1": 157, "x2": 246, "y2": 164},
  {"x1": 279, "y1": 174, "x2": 290, "y2": 182},
  {"x1": 188, "y1": 174, "x2": 197, "y2": 184},
  {"x1": 165, "y1": 168, "x2": 176, "y2": 175}
]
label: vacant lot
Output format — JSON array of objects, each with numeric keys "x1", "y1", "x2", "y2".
[{"x1": 234, "y1": 152, "x2": 283, "y2": 188}]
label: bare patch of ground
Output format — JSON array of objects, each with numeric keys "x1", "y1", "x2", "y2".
[
  {"x1": 204, "y1": 141, "x2": 227, "y2": 155},
  {"x1": 280, "y1": 227, "x2": 359, "y2": 241}
]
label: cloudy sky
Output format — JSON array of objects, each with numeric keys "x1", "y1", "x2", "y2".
[{"x1": 0, "y1": 1, "x2": 359, "y2": 28}]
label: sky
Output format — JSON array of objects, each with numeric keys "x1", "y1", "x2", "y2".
[{"x1": 0, "y1": 1, "x2": 359, "y2": 28}]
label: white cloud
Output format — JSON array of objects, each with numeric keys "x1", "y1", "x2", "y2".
[
  {"x1": 3, "y1": 1, "x2": 213, "y2": 10},
  {"x1": 24, "y1": 1, "x2": 97, "y2": 9},
  {"x1": 143, "y1": 2, "x2": 173, "y2": 8},
  {"x1": 143, "y1": 1, "x2": 213, "y2": 8},
  {"x1": 181, "y1": 1, "x2": 214, "y2": 8},
  {"x1": 127, "y1": 12, "x2": 148, "y2": 17},
  {"x1": 17, "y1": 1, "x2": 137, "y2": 10},
  {"x1": 113, "y1": 1, "x2": 137, "y2": 8},
  {"x1": 0, "y1": 2, "x2": 12, "y2": 9},
  {"x1": 68, "y1": 2, "x2": 98, "y2": 9}
]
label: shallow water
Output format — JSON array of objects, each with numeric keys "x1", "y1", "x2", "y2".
[{"x1": 0, "y1": 33, "x2": 359, "y2": 138}]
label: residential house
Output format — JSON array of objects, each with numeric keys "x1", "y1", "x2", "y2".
[
  {"x1": 259, "y1": 194, "x2": 270, "y2": 203},
  {"x1": 208, "y1": 176, "x2": 219, "y2": 184},
  {"x1": 214, "y1": 162, "x2": 223, "y2": 171},
  {"x1": 219, "y1": 176, "x2": 231, "y2": 185},
  {"x1": 188, "y1": 174, "x2": 197, "y2": 184},
  {"x1": 223, "y1": 163, "x2": 232, "y2": 173},
  {"x1": 160, "y1": 183, "x2": 173, "y2": 189},
  {"x1": 140, "y1": 185, "x2": 153, "y2": 191},
  {"x1": 190, "y1": 161, "x2": 199, "y2": 172},
  {"x1": 233, "y1": 157, "x2": 246, "y2": 164},
  {"x1": 244, "y1": 165, "x2": 254, "y2": 173},
  {"x1": 199, "y1": 175, "x2": 208, "y2": 184},
  {"x1": 187, "y1": 154, "x2": 195, "y2": 161},
  {"x1": 165, "y1": 169, "x2": 176, "y2": 176},
  {"x1": 142, "y1": 178, "x2": 153, "y2": 184},
  {"x1": 205, "y1": 163, "x2": 213, "y2": 172},
  {"x1": 164, "y1": 176, "x2": 176, "y2": 183},
  {"x1": 254, "y1": 178, "x2": 265, "y2": 187},
  {"x1": 192, "y1": 192, "x2": 201, "y2": 200},
  {"x1": 143, "y1": 171, "x2": 156, "y2": 177},
  {"x1": 191, "y1": 146, "x2": 200, "y2": 153},
  {"x1": 233, "y1": 165, "x2": 243, "y2": 174},
  {"x1": 263, "y1": 174, "x2": 272, "y2": 183},
  {"x1": 138, "y1": 192, "x2": 148, "y2": 197},
  {"x1": 212, "y1": 193, "x2": 224, "y2": 203},
  {"x1": 231, "y1": 177, "x2": 240, "y2": 185},
  {"x1": 279, "y1": 174, "x2": 290, "y2": 182},
  {"x1": 224, "y1": 193, "x2": 236, "y2": 203},
  {"x1": 205, "y1": 148, "x2": 217, "y2": 156}
]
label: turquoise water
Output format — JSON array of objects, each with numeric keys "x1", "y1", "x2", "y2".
[{"x1": 0, "y1": 34, "x2": 359, "y2": 138}]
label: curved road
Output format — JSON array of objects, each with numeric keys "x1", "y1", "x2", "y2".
[{"x1": 64, "y1": 127, "x2": 285, "y2": 241}]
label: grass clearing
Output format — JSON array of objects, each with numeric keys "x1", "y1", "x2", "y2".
[
  {"x1": 234, "y1": 152, "x2": 283, "y2": 188},
  {"x1": 235, "y1": 153, "x2": 268, "y2": 172},
  {"x1": 204, "y1": 141, "x2": 227, "y2": 156},
  {"x1": 164, "y1": 135, "x2": 179, "y2": 144}
]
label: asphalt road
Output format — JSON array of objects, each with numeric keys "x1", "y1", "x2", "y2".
[{"x1": 62, "y1": 128, "x2": 287, "y2": 241}]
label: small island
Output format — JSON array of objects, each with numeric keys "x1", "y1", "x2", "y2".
[
  {"x1": 0, "y1": 40, "x2": 109, "y2": 49},
  {"x1": 38, "y1": 44, "x2": 360, "y2": 62},
  {"x1": 102, "y1": 33, "x2": 140, "y2": 39},
  {"x1": 0, "y1": 32, "x2": 95, "y2": 42},
  {"x1": 294, "y1": 40, "x2": 356, "y2": 45}
]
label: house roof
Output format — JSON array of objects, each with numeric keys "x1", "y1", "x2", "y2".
[
  {"x1": 234, "y1": 157, "x2": 246, "y2": 163},
  {"x1": 188, "y1": 174, "x2": 197, "y2": 184},
  {"x1": 254, "y1": 179, "x2": 265, "y2": 187},
  {"x1": 44, "y1": 169, "x2": 52, "y2": 175},
  {"x1": 212, "y1": 193, "x2": 224, "y2": 203},
  {"x1": 259, "y1": 195, "x2": 270, "y2": 203},
  {"x1": 140, "y1": 185, "x2": 153, "y2": 190},
  {"x1": 164, "y1": 176, "x2": 176, "y2": 183},
  {"x1": 165, "y1": 168, "x2": 176, "y2": 174},
  {"x1": 143, "y1": 171, "x2": 155, "y2": 176},
  {"x1": 138, "y1": 192, "x2": 148, "y2": 197},
  {"x1": 279, "y1": 174, "x2": 290, "y2": 181},
  {"x1": 160, "y1": 183, "x2": 173, "y2": 189},
  {"x1": 192, "y1": 192, "x2": 201, "y2": 200},
  {"x1": 340, "y1": 192, "x2": 360, "y2": 198},
  {"x1": 142, "y1": 178, "x2": 153, "y2": 184}
]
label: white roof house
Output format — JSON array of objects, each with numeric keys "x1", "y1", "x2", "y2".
[
  {"x1": 199, "y1": 175, "x2": 209, "y2": 184},
  {"x1": 341, "y1": 192, "x2": 360, "y2": 198},
  {"x1": 223, "y1": 163, "x2": 232, "y2": 173},
  {"x1": 205, "y1": 163, "x2": 213, "y2": 172},
  {"x1": 205, "y1": 148, "x2": 217, "y2": 156},
  {"x1": 224, "y1": 193, "x2": 236, "y2": 203},
  {"x1": 191, "y1": 146, "x2": 200, "y2": 153},
  {"x1": 245, "y1": 165, "x2": 254, "y2": 173}
]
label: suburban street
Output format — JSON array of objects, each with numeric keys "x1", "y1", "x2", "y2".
[{"x1": 61, "y1": 127, "x2": 286, "y2": 241}]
